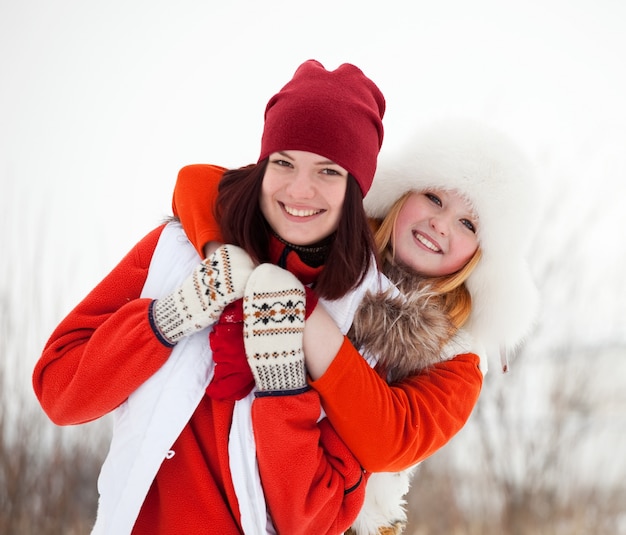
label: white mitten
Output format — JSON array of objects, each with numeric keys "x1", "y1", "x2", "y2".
[
  {"x1": 243, "y1": 264, "x2": 308, "y2": 393},
  {"x1": 152, "y1": 244, "x2": 255, "y2": 344}
]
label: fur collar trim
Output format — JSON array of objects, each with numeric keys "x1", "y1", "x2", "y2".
[{"x1": 350, "y1": 262, "x2": 453, "y2": 382}]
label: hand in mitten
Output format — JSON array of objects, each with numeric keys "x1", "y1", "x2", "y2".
[
  {"x1": 243, "y1": 264, "x2": 318, "y2": 394},
  {"x1": 151, "y1": 244, "x2": 255, "y2": 344},
  {"x1": 205, "y1": 299, "x2": 255, "y2": 401}
]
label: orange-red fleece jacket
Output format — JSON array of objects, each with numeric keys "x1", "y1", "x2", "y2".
[
  {"x1": 33, "y1": 223, "x2": 365, "y2": 534},
  {"x1": 172, "y1": 164, "x2": 483, "y2": 473}
]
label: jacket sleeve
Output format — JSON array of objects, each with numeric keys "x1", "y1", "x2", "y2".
[
  {"x1": 171, "y1": 163, "x2": 226, "y2": 257},
  {"x1": 252, "y1": 390, "x2": 366, "y2": 535},
  {"x1": 32, "y1": 225, "x2": 173, "y2": 425},
  {"x1": 311, "y1": 337, "x2": 483, "y2": 472}
]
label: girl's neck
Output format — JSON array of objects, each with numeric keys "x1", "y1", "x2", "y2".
[{"x1": 271, "y1": 232, "x2": 333, "y2": 268}]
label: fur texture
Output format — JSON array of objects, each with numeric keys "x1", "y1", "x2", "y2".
[
  {"x1": 346, "y1": 264, "x2": 459, "y2": 535},
  {"x1": 346, "y1": 468, "x2": 418, "y2": 535},
  {"x1": 345, "y1": 119, "x2": 542, "y2": 534},
  {"x1": 350, "y1": 263, "x2": 453, "y2": 383},
  {"x1": 364, "y1": 118, "x2": 540, "y2": 371},
  {"x1": 345, "y1": 273, "x2": 477, "y2": 535},
  {"x1": 346, "y1": 120, "x2": 541, "y2": 534}
]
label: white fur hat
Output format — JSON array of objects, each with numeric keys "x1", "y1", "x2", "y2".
[{"x1": 364, "y1": 118, "x2": 540, "y2": 372}]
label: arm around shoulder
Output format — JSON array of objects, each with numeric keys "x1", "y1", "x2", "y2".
[
  {"x1": 311, "y1": 339, "x2": 483, "y2": 472},
  {"x1": 171, "y1": 164, "x2": 226, "y2": 256}
]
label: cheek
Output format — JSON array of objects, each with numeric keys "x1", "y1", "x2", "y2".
[
  {"x1": 325, "y1": 183, "x2": 347, "y2": 215},
  {"x1": 400, "y1": 195, "x2": 429, "y2": 219},
  {"x1": 455, "y1": 238, "x2": 478, "y2": 268},
  {"x1": 330, "y1": 180, "x2": 348, "y2": 205}
]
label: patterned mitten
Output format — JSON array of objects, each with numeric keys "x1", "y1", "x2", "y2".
[
  {"x1": 152, "y1": 244, "x2": 255, "y2": 344},
  {"x1": 243, "y1": 264, "x2": 311, "y2": 393}
]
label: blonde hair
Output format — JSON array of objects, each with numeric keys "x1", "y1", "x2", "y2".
[{"x1": 371, "y1": 192, "x2": 482, "y2": 332}]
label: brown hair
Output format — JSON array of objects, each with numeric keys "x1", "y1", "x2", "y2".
[
  {"x1": 371, "y1": 191, "x2": 481, "y2": 331},
  {"x1": 216, "y1": 160, "x2": 377, "y2": 300}
]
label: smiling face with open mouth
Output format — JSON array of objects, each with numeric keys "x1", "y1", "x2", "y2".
[
  {"x1": 260, "y1": 150, "x2": 349, "y2": 246},
  {"x1": 392, "y1": 189, "x2": 479, "y2": 277}
]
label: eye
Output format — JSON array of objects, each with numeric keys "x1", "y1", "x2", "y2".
[
  {"x1": 321, "y1": 167, "x2": 342, "y2": 176},
  {"x1": 271, "y1": 158, "x2": 293, "y2": 168},
  {"x1": 461, "y1": 218, "x2": 476, "y2": 233},
  {"x1": 425, "y1": 192, "x2": 442, "y2": 206}
]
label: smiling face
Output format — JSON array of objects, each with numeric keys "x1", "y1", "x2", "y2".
[
  {"x1": 259, "y1": 150, "x2": 349, "y2": 246},
  {"x1": 392, "y1": 189, "x2": 479, "y2": 277}
]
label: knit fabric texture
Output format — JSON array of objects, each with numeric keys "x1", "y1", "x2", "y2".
[
  {"x1": 152, "y1": 244, "x2": 254, "y2": 343},
  {"x1": 243, "y1": 264, "x2": 308, "y2": 393},
  {"x1": 259, "y1": 59, "x2": 385, "y2": 197}
]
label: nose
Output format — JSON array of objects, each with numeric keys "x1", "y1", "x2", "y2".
[
  {"x1": 286, "y1": 170, "x2": 315, "y2": 199},
  {"x1": 429, "y1": 215, "x2": 449, "y2": 236}
]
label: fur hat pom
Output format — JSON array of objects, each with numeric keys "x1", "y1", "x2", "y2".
[{"x1": 364, "y1": 118, "x2": 540, "y2": 371}]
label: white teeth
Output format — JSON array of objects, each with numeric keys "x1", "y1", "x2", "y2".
[
  {"x1": 284, "y1": 205, "x2": 321, "y2": 217},
  {"x1": 415, "y1": 232, "x2": 440, "y2": 252}
]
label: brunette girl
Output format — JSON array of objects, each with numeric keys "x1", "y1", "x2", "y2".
[{"x1": 33, "y1": 59, "x2": 391, "y2": 535}]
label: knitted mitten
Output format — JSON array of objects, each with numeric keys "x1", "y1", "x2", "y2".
[
  {"x1": 152, "y1": 244, "x2": 255, "y2": 344},
  {"x1": 243, "y1": 264, "x2": 309, "y2": 393}
]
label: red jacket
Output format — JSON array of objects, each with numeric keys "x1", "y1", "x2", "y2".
[{"x1": 33, "y1": 224, "x2": 365, "y2": 534}]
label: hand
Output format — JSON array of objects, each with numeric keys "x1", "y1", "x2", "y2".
[
  {"x1": 242, "y1": 264, "x2": 317, "y2": 393},
  {"x1": 151, "y1": 244, "x2": 255, "y2": 344}
]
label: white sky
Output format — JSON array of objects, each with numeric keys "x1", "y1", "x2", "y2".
[{"x1": 1, "y1": 0, "x2": 626, "y2": 353}]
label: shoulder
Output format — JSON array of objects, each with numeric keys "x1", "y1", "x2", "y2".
[
  {"x1": 178, "y1": 163, "x2": 227, "y2": 182},
  {"x1": 120, "y1": 224, "x2": 168, "y2": 272}
]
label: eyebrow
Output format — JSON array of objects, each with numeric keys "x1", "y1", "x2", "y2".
[{"x1": 277, "y1": 151, "x2": 338, "y2": 166}]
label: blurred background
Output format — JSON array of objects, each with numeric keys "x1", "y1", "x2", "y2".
[{"x1": 1, "y1": 0, "x2": 625, "y2": 533}]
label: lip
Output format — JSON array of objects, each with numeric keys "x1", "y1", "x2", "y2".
[
  {"x1": 280, "y1": 202, "x2": 324, "y2": 219},
  {"x1": 412, "y1": 230, "x2": 442, "y2": 253}
]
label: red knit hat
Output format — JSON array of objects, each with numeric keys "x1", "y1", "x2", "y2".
[{"x1": 259, "y1": 59, "x2": 386, "y2": 196}]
